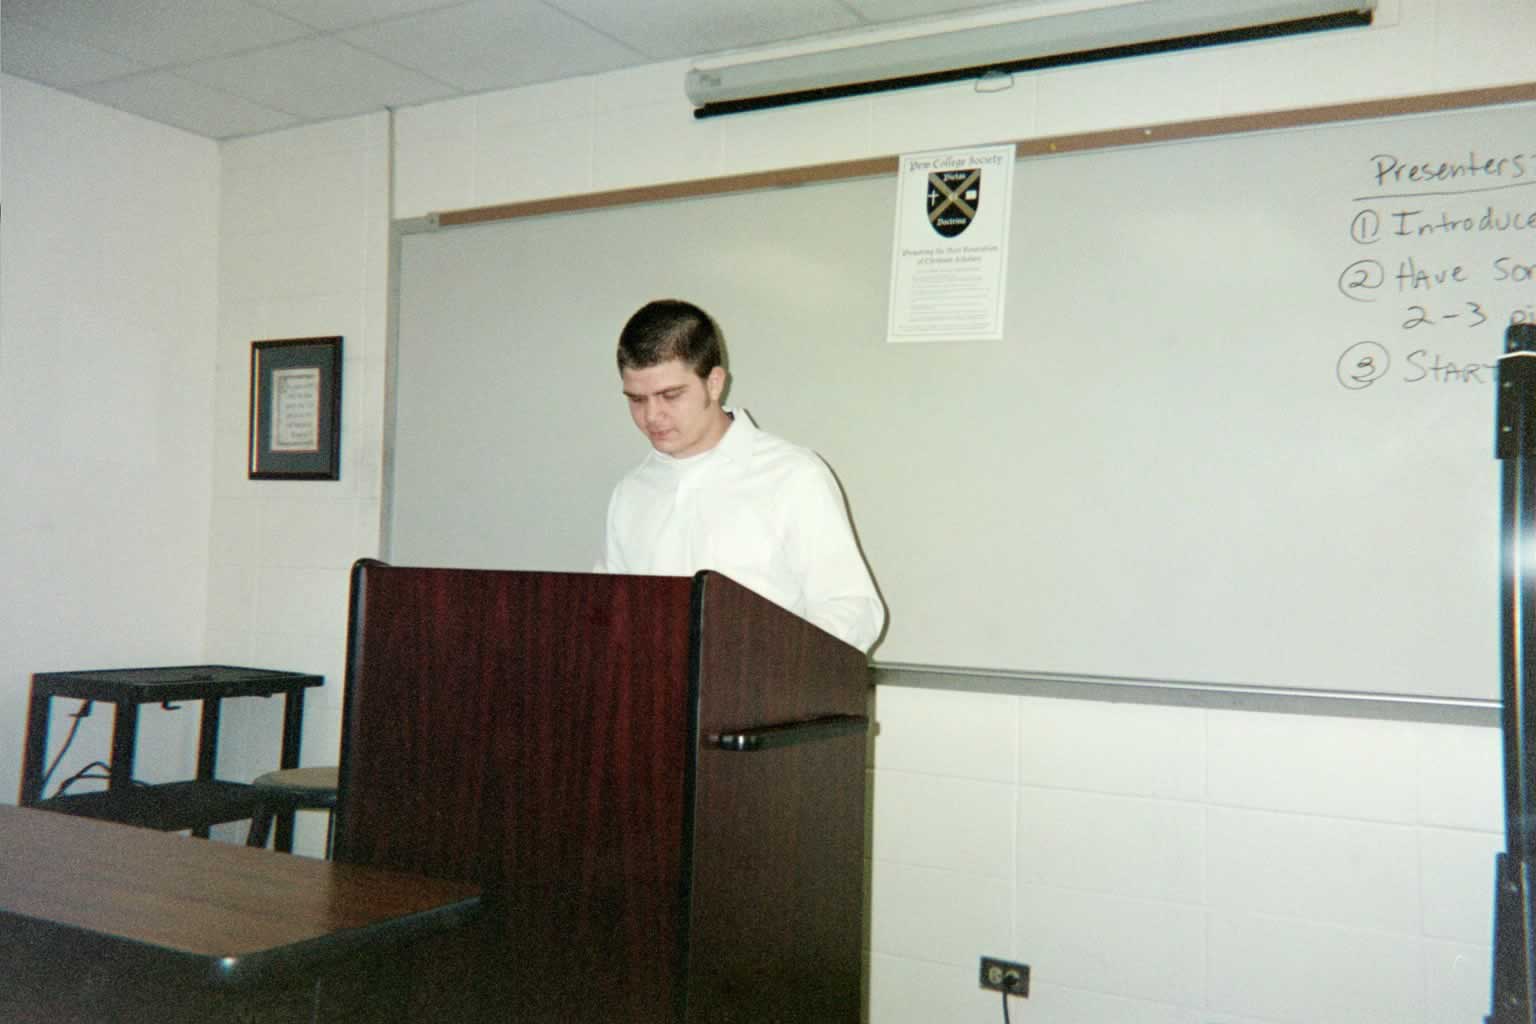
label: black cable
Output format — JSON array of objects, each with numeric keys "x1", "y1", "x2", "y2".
[
  {"x1": 1002, "y1": 989, "x2": 1010, "y2": 1024},
  {"x1": 54, "y1": 761, "x2": 113, "y2": 796},
  {"x1": 39, "y1": 701, "x2": 93, "y2": 797}
]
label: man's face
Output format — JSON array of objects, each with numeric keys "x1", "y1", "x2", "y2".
[{"x1": 621, "y1": 358, "x2": 727, "y2": 458}]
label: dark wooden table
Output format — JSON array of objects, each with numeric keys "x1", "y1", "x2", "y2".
[
  {"x1": 0, "y1": 804, "x2": 481, "y2": 1023},
  {"x1": 19, "y1": 665, "x2": 323, "y2": 850}
]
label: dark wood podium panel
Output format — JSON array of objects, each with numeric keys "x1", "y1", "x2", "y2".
[
  {"x1": 334, "y1": 563, "x2": 870, "y2": 1024},
  {"x1": 687, "y1": 577, "x2": 869, "y2": 1023}
]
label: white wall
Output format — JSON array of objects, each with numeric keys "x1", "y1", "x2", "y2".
[
  {"x1": 196, "y1": 0, "x2": 1525, "y2": 1020},
  {"x1": 0, "y1": 75, "x2": 219, "y2": 807},
  {"x1": 201, "y1": 113, "x2": 391, "y2": 851},
  {"x1": 869, "y1": 687, "x2": 1502, "y2": 1023}
]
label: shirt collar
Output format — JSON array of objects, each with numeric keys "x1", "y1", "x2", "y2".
[
  {"x1": 647, "y1": 407, "x2": 756, "y2": 468},
  {"x1": 714, "y1": 407, "x2": 757, "y2": 463}
]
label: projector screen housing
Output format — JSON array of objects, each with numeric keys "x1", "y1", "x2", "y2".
[{"x1": 685, "y1": 0, "x2": 1377, "y2": 118}]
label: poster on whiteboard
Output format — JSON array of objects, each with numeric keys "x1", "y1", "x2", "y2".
[{"x1": 887, "y1": 144, "x2": 1015, "y2": 343}]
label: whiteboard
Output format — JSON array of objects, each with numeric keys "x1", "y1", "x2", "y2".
[{"x1": 389, "y1": 101, "x2": 1536, "y2": 699}]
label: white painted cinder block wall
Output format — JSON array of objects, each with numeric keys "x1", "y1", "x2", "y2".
[
  {"x1": 0, "y1": 75, "x2": 219, "y2": 809},
  {"x1": 194, "y1": 1, "x2": 1531, "y2": 1021},
  {"x1": 203, "y1": 114, "x2": 392, "y2": 828}
]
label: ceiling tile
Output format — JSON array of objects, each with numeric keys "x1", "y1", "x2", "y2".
[
  {"x1": 179, "y1": 36, "x2": 458, "y2": 120},
  {"x1": 546, "y1": 0, "x2": 864, "y2": 60},
  {"x1": 245, "y1": 0, "x2": 468, "y2": 32},
  {"x1": 1, "y1": 0, "x2": 313, "y2": 68},
  {"x1": 74, "y1": 70, "x2": 299, "y2": 138},
  {"x1": 340, "y1": 0, "x2": 648, "y2": 92},
  {"x1": 839, "y1": 0, "x2": 1052, "y2": 23},
  {"x1": 1, "y1": 17, "x2": 148, "y2": 88},
  {"x1": 0, "y1": 0, "x2": 1114, "y2": 141}
]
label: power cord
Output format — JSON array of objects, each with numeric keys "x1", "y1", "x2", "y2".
[
  {"x1": 38, "y1": 701, "x2": 93, "y2": 797},
  {"x1": 37, "y1": 699, "x2": 155, "y2": 798},
  {"x1": 1001, "y1": 988, "x2": 1011, "y2": 1024},
  {"x1": 54, "y1": 761, "x2": 116, "y2": 796}
]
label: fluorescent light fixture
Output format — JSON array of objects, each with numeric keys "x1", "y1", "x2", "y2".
[{"x1": 685, "y1": 0, "x2": 1376, "y2": 118}]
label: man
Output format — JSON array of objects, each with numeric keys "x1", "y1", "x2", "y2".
[{"x1": 601, "y1": 299, "x2": 885, "y2": 654}]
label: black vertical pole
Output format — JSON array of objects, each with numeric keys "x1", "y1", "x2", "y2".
[
  {"x1": 1491, "y1": 322, "x2": 1536, "y2": 1024},
  {"x1": 193, "y1": 698, "x2": 221, "y2": 840}
]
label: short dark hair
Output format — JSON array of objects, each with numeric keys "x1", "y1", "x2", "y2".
[{"x1": 617, "y1": 300, "x2": 724, "y2": 378}]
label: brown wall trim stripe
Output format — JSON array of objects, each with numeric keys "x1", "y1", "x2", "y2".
[{"x1": 430, "y1": 81, "x2": 1536, "y2": 229}]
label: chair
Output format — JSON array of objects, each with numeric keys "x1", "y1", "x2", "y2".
[{"x1": 245, "y1": 766, "x2": 338, "y2": 857}]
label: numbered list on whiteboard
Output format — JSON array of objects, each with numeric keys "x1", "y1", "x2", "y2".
[
  {"x1": 887, "y1": 144, "x2": 1016, "y2": 344},
  {"x1": 1335, "y1": 146, "x2": 1536, "y2": 391}
]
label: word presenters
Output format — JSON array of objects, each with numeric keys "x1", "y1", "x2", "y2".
[
  {"x1": 1335, "y1": 139, "x2": 1536, "y2": 392},
  {"x1": 887, "y1": 144, "x2": 1016, "y2": 343}
]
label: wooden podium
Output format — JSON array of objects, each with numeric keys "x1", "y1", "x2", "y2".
[{"x1": 333, "y1": 562, "x2": 871, "y2": 1023}]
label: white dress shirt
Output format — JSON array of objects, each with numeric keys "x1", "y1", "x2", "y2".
[{"x1": 602, "y1": 409, "x2": 884, "y2": 653}]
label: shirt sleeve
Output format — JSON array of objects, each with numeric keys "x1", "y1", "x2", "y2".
[{"x1": 782, "y1": 456, "x2": 885, "y2": 654}]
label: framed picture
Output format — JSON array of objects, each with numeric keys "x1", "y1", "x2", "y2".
[{"x1": 248, "y1": 336, "x2": 342, "y2": 480}]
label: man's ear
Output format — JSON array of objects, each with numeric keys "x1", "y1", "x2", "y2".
[{"x1": 706, "y1": 365, "x2": 727, "y2": 404}]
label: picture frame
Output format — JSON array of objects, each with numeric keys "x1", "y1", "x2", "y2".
[{"x1": 248, "y1": 336, "x2": 342, "y2": 480}]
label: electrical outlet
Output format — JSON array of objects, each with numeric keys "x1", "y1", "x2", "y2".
[{"x1": 979, "y1": 956, "x2": 1030, "y2": 996}]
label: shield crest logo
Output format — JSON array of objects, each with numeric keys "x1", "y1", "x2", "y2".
[{"x1": 927, "y1": 168, "x2": 981, "y2": 238}]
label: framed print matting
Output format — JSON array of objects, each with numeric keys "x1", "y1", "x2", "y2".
[{"x1": 248, "y1": 336, "x2": 342, "y2": 480}]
